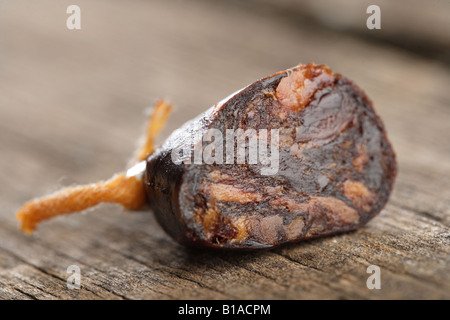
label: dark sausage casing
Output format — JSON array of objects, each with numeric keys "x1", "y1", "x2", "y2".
[{"x1": 145, "y1": 64, "x2": 397, "y2": 250}]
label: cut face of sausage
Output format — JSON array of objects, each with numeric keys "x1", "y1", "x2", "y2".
[{"x1": 145, "y1": 63, "x2": 397, "y2": 250}]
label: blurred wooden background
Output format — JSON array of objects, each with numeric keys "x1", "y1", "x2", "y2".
[{"x1": 0, "y1": 0, "x2": 449, "y2": 299}]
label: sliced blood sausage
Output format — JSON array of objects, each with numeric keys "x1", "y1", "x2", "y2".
[{"x1": 145, "y1": 63, "x2": 397, "y2": 250}]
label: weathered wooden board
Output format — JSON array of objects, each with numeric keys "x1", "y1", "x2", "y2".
[
  {"x1": 0, "y1": 0, "x2": 448, "y2": 299},
  {"x1": 241, "y1": 0, "x2": 450, "y2": 63}
]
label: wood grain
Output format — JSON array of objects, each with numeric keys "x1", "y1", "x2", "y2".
[
  {"x1": 239, "y1": 0, "x2": 450, "y2": 63},
  {"x1": 0, "y1": 0, "x2": 448, "y2": 299}
]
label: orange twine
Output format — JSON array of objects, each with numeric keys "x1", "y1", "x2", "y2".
[{"x1": 16, "y1": 100, "x2": 172, "y2": 233}]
